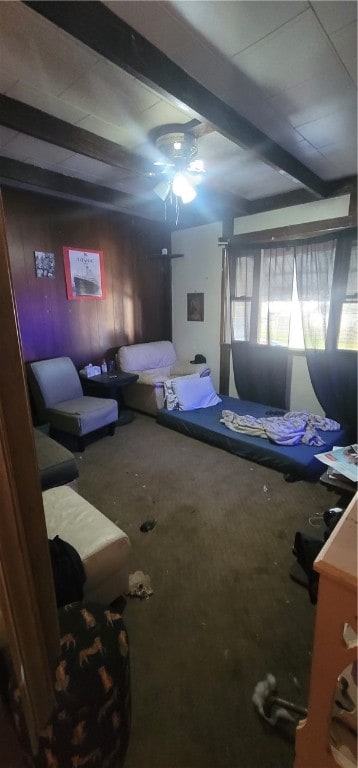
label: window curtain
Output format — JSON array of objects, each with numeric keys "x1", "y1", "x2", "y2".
[
  {"x1": 231, "y1": 341, "x2": 293, "y2": 409},
  {"x1": 295, "y1": 230, "x2": 357, "y2": 436},
  {"x1": 230, "y1": 246, "x2": 294, "y2": 409}
]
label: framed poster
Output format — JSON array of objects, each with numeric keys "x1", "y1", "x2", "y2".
[
  {"x1": 187, "y1": 292, "x2": 204, "y2": 321},
  {"x1": 63, "y1": 247, "x2": 106, "y2": 300}
]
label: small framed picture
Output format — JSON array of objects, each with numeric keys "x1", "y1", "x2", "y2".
[
  {"x1": 187, "y1": 292, "x2": 204, "y2": 321},
  {"x1": 34, "y1": 251, "x2": 55, "y2": 278},
  {"x1": 63, "y1": 246, "x2": 106, "y2": 300}
]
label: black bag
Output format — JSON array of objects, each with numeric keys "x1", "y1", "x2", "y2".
[
  {"x1": 49, "y1": 535, "x2": 86, "y2": 608},
  {"x1": 292, "y1": 532, "x2": 322, "y2": 604},
  {"x1": 292, "y1": 510, "x2": 344, "y2": 604}
]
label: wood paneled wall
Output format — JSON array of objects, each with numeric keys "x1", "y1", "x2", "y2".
[{"x1": 2, "y1": 188, "x2": 172, "y2": 367}]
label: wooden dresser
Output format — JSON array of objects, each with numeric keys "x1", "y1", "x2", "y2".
[{"x1": 294, "y1": 491, "x2": 357, "y2": 768}]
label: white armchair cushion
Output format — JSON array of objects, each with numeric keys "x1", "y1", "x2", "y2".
[
  {"x1": 135, "y1": 366, "x2": 172, "y2": 386},
  {"x1": 119, "y1": 341, "x2": 177, "y2": 372},
  {"x1": 170, "y1": 360, "x2": 210, "y2": 378},
  {"x1": 172, "y1": 375, "x2": 222, "y2": 411}
]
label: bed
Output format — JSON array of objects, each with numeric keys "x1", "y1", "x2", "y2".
[{"x1": 156, "y1": 395, "x2": 349, "y2": 480}]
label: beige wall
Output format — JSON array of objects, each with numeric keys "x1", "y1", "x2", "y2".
[{"x1": 171, "y1": 221, "x2": 222, "y2": 391}]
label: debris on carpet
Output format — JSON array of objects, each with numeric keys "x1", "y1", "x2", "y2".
[
  {"x1": 140, "y1": 519, "x2": 157, "y2": 532},
  {"x1": 127, "y1": 570, "x2": 153, "y2": 600},
  {"x1": 252, "y1": 673, "x2": 307, "y2": 726}
]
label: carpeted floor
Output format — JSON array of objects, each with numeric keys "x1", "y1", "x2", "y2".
[{"x1": 76, "y1": 412, "x2": 340, "y2": 768}]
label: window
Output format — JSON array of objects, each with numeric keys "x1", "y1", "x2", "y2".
[
  {"x1": 230, "y1": 232, "x2": 357, "y2": 352},
  {"x1": 338, "y1": 240, "x2": 357, "y2": 350}
]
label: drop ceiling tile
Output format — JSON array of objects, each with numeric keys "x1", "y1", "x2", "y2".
[
  {"x1": 76, "y1": 97, "x2": 196, "y2": 158},
  {"x1": 212, "y1": 158, "x2": 299, "y2": 199},
  {"x1": 5, "y1": 82, "x2": 91, "y2": 125},
  {"x1": 107, "y1": 0, "x2": 311, "y2": 135},
  {"x1": 0, "y1": 73, "x2": 18, "y2": 94},
  {"x1": 170, "y1": 0, "x2": 308, "y2": 57},
  {"x1": 58, "y1": 153, "x2": 136, "y2": 186},
  {"x1": 109, "y1": 176, "x2": 154, "y2": 195},
  {"x1": 59, "y1": 60, "x2": 160, "y2": 126},
  {"x1": 330, "y1": 23, "x2": 358, "y2": 84},
  {"x1": 49, "y1": 165, "x2": 100, "y2": 185},
  {"x1": 231, "y1": 9, "x2": 343, "y2": 95},
  {"x1": 0, "y1": 145, "x2": 32, "y2": 163},
  {"x1": 108, "y1": 1, "x2": 307, "y2": 59},
  {"x1": 320, "y1": 143, "x2": 358, "y2": 177},
  {"x1": 268, "y1": 66, "x2": 356, "y2": 128},
  {"x1": 74, "y1": 115, "x2": 130, "y2": 144},
  {"x1": 106, "y1": 0, "x2": 257, "y2": 110},
  {"x1": 105, "y1": 1, "x2": 207, "y2": 62},
  {"x1": 296, "y1": 104, "x2": 357, "y2": 148},
  {"x1": 0, "y1": 126, "x2": 18, "y2": 147},
  {"x1": 0, "y1": 2, "x2": 100, "y2": 96},
  {"x1": 197, "y1": 132, "x2": 246, "y2": 162},
  {"x1": 312, "y1": 1, "x2": 357, "y2": 34},
  {"x1": 288, "y1": 140, "x2": 348, "y2": 178},
  {"x1": 141, "y1": 98, "x2": 197, "y2": 130},
  {"x1": 3, "y1": 134, "x2": 74, "y2": 165}
]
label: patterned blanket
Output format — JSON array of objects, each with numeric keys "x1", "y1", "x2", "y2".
[{"x1": 220, "y1": 410, "x2": 340, "y2": 446}]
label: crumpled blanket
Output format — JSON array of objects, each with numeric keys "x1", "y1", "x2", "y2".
[{"x1": 220, "y1": 410, "x2": 340, "y2": 446}]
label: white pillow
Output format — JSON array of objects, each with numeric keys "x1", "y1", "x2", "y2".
[
  {"x1": 172, "y1": 375, "x2": 222, "y2": 411},
  {"x1": 164, "y1": 373, "x2": 200, "y2": 410}
]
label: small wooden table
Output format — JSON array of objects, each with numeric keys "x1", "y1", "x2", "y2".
[
  {"x1": 80, "y1": 371, "x2": 139, "y2": 425},
  {"x1": 320, "y1": 469, "x2": 357, "y2": 508}
]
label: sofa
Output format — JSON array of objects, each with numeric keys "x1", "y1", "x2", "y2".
[
  {"x1": 116, "y1": 340, "x2": 210, "y2": 415},
  {"x1": 43, "y1": 485, "x2": 130, "y2": 605},
  {"x1": 33, "y1": 431, "x2": 130, "y2": 605},
  {"x1": 33, "y1": 427, "x2": 79, "y2": 490}
]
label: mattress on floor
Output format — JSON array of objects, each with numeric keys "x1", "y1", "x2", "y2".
[{"x1": 156, "y1": 396, "x2": 349, "y2": 480}]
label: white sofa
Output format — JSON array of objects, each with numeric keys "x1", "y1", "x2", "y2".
[
  {"x1": 116, "y1": 340, "x2": 210, "y2": 415},
  {"x1": 43, "y1": 485, "x2": 130, "y2": 605}
]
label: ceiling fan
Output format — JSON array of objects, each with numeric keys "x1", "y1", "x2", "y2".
[{"x1": 147, "y1": 122, "x2": 206, "y2": 206}]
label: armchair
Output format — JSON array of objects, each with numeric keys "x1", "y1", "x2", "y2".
[
  {"x1": 116, "y1": 340, "x2": 210, "y2": 415},
  {"x1": 27, "y1": 357, "x2": 118, "y2": 451}
]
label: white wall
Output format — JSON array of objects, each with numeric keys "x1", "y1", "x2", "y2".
[
  {"x1": 171, "y1": 221, "x2": 222, "y2": 390},
  {"x1": 233, "y1": 194, "x2": 350, "y2": 235},
  {"x1": 171, "y1": 195, "x2": 350, "y2": 412}
]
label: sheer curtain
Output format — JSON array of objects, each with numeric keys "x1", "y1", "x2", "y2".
[
  {"x1": 295, "y1": 230, "x2": 357, "y2": 435},
  {"x1": 230, "y1": 245, "x2": 294, "y2": 409}
]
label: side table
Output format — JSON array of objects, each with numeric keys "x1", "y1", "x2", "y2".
[
  {"x1": 319, "y1": 469, "x2": 357, "y2": 508},
  {"x1": 80, "y1": 371, "x2": 139, "y2": 425}
]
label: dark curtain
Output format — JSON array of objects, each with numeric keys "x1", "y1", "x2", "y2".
[
  {"x1": 295, "y1": 230, "x2": 357, "y2": 435},
  {"x1": 232, "y1": 341, "x2": 292, "y2": 409},
  {"x1": 305, "y1": 350, "x2": 357, "y2": 438}
]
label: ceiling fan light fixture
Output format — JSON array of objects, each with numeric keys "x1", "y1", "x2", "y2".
[
  {"x1": 155, "y1": 131, "x2": 198, "y2": 164},
  {"x1": 153, "y1": 179, "x2": 171, "y2": 202},
  {"x1": 172, "y1": 172, "x2": 196, "y2": 203}
]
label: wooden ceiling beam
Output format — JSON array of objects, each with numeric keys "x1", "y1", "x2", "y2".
[
  {"x1": 0, "y1": 156, "x2": 143, "y2": 211},
  {"x1": 25, "y1": 1, "x2": 328, "y2": 198},
  {"x1": 0, "y1": 155, "x2": 242, "y2": 227},
  {"x1": 0, "y1": 94, "x2": 148, "y2": 176}
]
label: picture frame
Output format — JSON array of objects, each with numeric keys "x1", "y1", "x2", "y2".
[
  {"x1": 63, "y1": 247, "x2": 106, "y2": 300},
  {"x1": 34, "y1": 251, "x2": 55, "y2": 278},
  {"x1": 187, "y1": 292, "x2": 204, "y2": 321}
]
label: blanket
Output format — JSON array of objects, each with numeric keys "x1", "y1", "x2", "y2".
[{"x1": 220, "y1": 410, "x2": 340, "y2": 447}]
